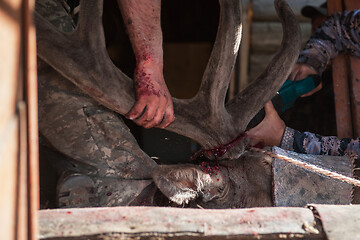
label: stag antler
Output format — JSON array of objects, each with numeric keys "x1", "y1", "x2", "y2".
[{"x1": 35, "y1": 0, "x2": 300, "y2": 160}]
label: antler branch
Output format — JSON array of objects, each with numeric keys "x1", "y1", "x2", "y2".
[
  {"x1": 35, "y1": 0, "x2": 135, "y2": 115},
  {"x1": 194, "y1": 0, "x2": 242, "y2": 115},
  {"x1": 226, "y1": 0, "x2": 301, "y2": 130}
]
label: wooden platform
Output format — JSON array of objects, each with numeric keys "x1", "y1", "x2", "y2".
[{"x1": 39, "y1": 205, "x2": 360, "y2": 240}]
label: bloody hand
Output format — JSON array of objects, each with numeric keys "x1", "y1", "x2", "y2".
[{"x1": 125, "y1": 60, "x2": 175, "y2": 128}]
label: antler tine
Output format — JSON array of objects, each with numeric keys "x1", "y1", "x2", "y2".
[
  {"x1": 194, "y1": 0, "x2": 242, "y2": 115},
  {"x1": 226, "y1": 0, "x2": 301, "y2": 130},
  {"x1": 75, "y1": 0, "x2": 105, "y2": 49},
  {"x1": 35, "y1": 12, "x2": 136, "y2": 115}
]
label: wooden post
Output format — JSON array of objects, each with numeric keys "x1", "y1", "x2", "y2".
[
  {"x1": 344, "y1": 0, "x2": 360, "y2": 137},
  {"x1": 327, "y1": 0, "x2": 360, "y2": 138},
  {"x1": 327, "y1": 0, "x2": 353, "y2": 138},
  {"x1": 0, "y1": 0, "x2": 38, "y2": 239},
  {"x1": 23, "y1": 0, "x2": 40, "y2": 239}
]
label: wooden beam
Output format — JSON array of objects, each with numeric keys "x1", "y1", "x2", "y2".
[
  {"x1": 0, "y1": 0, "x2": 22, "y2": 238},
  {"x1": 39, "y1": 206, "x2": 324, "y2": 239},
  {"x1": 309, "y1": 204, "x2": 360, "y2": 240},
  {"x1": 23, "y1": 0, "x2": 39, "y2": 239},
  {"x1": 344, "y1": 0, "x2": 360, "y2": 137},
  {"x1": 327, "y1": 0, "x2": 353, "y2": 138}
]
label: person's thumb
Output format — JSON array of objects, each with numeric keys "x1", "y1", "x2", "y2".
[{"x1": 263, "y1": 101, "x2": 276, "y2": 116}]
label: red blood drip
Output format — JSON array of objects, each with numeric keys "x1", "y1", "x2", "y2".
[{"x1": 189, "y1": 132, "x2": 247, "y2": 161}]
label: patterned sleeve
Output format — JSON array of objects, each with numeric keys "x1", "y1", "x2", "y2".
[
  {"x1": 280, "y1": 127, "x2": 360, "y2": 159},
  {"x1": 297, "y1": 9, "x2": 360, "y2": 74}
]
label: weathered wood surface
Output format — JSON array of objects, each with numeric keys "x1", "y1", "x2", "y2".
[
  {"x1": 0, "y1": 118, "x2": 19, "y2": 240},
  {"x1": 344, "y1": 0, "x2": 360, "y2": 137},
  {"x1": 349, "y1": 57, "x2": 360, "y2": 137},
  {"x1": 253, "y1": 0, "x2": 324, "y2": 21},
  {"x1": 251, "y1": 22, "x2": 311, "y2": 54},
  {"x1": 331, "y1": 56, "x2": 352, "y2": 138},
  {"x1": 327, "y1": 0, "x2": 360, "y2": 138},
  {"x1": 249, "y1": 2, "x2": 312, "y2": 83},
  {"x1": 273, "y1": 147, "x2": 353, "y2": 207},
  {"x1": 25, "y1": 0, "x2": 40, "y2": 239},
  {"x1": 39, "y1": 206, "x2": 322, "y2": 239},
  {"x1": 0, "y1": 0, "x2": 38, "y2": 239},
  {"x1": 309, "y1": 204, "x2": 360, "y2": 240}
]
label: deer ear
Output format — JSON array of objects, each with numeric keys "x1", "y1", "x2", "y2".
[{"x1": 152, "y1": 164, "x2": 210, "y2": 205}]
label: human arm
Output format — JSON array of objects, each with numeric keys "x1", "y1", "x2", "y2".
[
  {"x1": 296, "y1": 10, "x2": 360, "y2": 76},
  {"x1": 287, "y1": 10, "x2": 360, "y2": 97},
  {"x1": 117, "y1": 0, "x2": 175, "y2": 128},
  {"x1": 246, "y1": 101, "x2": 360, "y2": 159},
  {"x1": 246, "y1": 101, "x2": 286, "y2": 147},
  {"x1": 280, "y1": 127, "x2": 360, "y2": 159}
]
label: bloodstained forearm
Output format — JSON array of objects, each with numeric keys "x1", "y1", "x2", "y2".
[{"x1": 117, "y1": 0, "x2": 175, "y2": 129}]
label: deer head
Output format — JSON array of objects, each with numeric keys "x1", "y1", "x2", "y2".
[
  {"x1": 152, "y1": 151, "x2": 274, "y2": 208},
  {"x1": 35, "y1": 0, "x2": 301, "y2": 161}
]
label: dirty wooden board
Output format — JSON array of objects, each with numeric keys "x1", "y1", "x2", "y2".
[
  {"x1": 327, "y1": 0, "x2": 353, "y2": 138},
  {"x1": 273, "y1": 147, "x2": 353, "y2": 207},
  {"x1": 39, "y1": 206, "x2": 320, "y2": 239},
  {"x1": 309, "y1": 204, "x2": 360, "y2": 240}
]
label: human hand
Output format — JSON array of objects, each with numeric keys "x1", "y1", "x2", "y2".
[
  {"x1": 288, "y1": 63, "x2": 318, "y2": 81},
  {"x1": 288, "y1": 63, "x2": 321, "y2": 97},
  {"x1": 126, "y1": 60, "x2": 175, "y2": 128},
  {"x1": 246, "y1": 101, "x2": 286, "y2": 147}
]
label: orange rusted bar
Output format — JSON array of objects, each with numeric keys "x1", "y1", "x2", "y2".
[
  {"x1": 327, "y1": 0, "x2": 353, "y2": 138},
  {"x1": 344, "y1": 0, "x2": 360, "y2": 137}
]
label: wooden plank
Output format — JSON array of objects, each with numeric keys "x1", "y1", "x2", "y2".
[
  {"x1": 344, "y1": 0, "x2": 360, "y2": 137},
  {"x1": 251, "y1": 22, "x2": 311, "y2": 54},
  {"x1": 17, "y1": 102, "x2": 28, "y2": 240},
  {"x1": 0, "y1": 118, "x2": 19, "y2": 240},
  {"x1": 309, "y1": 205, "x2": 360, "y2": 240},
  {"x1": 0, "y1": 1, "x2": 22, "y2": 239},
  {"x1": 344, "y1": 0, "x2": 360, "y2": 10},
  {"x1": 252, "y1": 0, "x2": 324, "y2": 22},
  {"x1": 349, "y1": 58, "x2": 360, "y2": 136},
  {"x1": 0, "y1": 0, "x2": 21, "y2": 133},
  {"x1": 327, "y1": 0, "x2": 353, "y2": 138},
  {"x1": 39, "y1": 206, "x2": 322, "y2": 239},
  {"x1": 327, "y1": 0, "x2": 344, "y2": 14},
  {"x1": 332, "y1": 56, "x2": 353, "y2": 138},
  {"x1": 23, "y1": 0, "x2": 40, "y2": 239}
]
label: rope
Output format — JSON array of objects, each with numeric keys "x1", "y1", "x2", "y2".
[{"x1": 250, "y1": 147, "x2": 360, "y2": 187}]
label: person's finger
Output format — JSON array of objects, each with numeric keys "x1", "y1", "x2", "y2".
[
  {"x1": 294, "y1": 71, "x2": 305, "y2": 81},
  {"x1": 300, "y1": 82, "x2": 323, "y2": 97},
  {"x1": 263, "y1": 101, "x2": 276, "y2": 115},
  {"x1": 143, "y1": 100, "x2": 166, "y2": 128},
  {"x1": 288, "y1": 64, "x2": 300, "y2": 81},
  {"x1": 125, "y1": 100, "x2": 147, "y2": 120},
  {"x1": 157, "y1": 104, "x2": 175, "y2": 129},
  {"x1": 134, "y1": 99, "x2": 158, "y2": 127}
]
